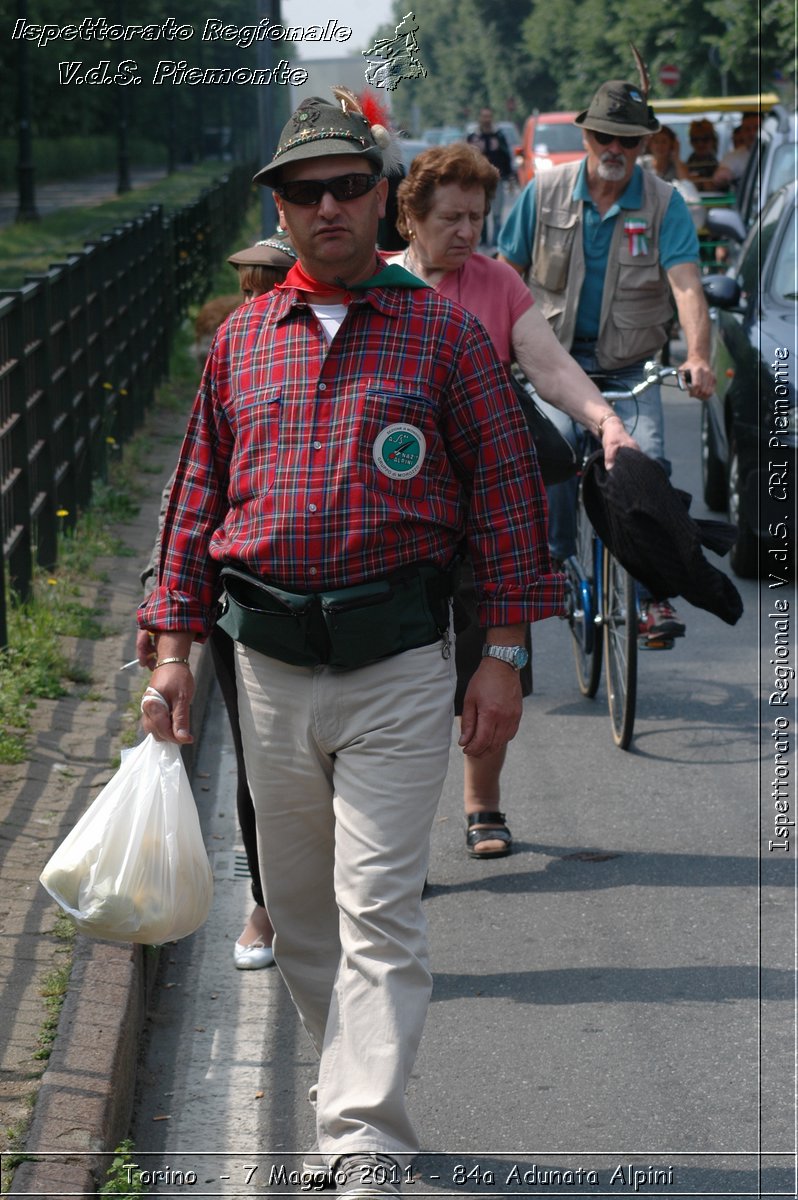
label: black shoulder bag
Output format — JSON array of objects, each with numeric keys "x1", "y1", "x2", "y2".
[{"x1": 508, "y1": 372, "x2": 578, "y2": 486}]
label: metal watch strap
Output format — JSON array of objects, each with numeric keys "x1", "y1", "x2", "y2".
[{"x1": 482, "y1": 644, "x2": 526, "y2": 670}]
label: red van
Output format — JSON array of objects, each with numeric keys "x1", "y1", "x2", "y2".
[{"x1": 517, "y1": 111, "x2": 584, "y2": 186}]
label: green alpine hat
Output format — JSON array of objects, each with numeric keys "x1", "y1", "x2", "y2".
[
  {"x1": 254, "y1": 96, "x2": 384, "y2": 188},
  {"x1": 575, "y1": 80, "x2": 660, "y2": 138}
]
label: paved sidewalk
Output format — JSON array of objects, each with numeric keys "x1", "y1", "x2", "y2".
[
  {"x1": 0, "y1": 169, "x2": 169, "y2": 227},
  {"x1": 0, "y1": 403, "x2": 209, "y2": 1197}
]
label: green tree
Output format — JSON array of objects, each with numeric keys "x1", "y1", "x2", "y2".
[
  {"x1": 383, "y1": 0, "x2": 537, "y2": 131},
  {"x1": 521, "y1": 0, "x2": 795, "y2": 106},
  {"x1": 0, "y1": 0, "x2": 262, "y2": 166},
  {"x1": 372, "y1": 0, "x2": 794, "y2": 132}
]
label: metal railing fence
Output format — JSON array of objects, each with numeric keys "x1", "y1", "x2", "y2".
[{"x1": 0, "y1": 164, "x2": 254, "y2": 648}]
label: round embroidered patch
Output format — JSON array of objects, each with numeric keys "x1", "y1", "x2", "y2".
[{"x1": 373, "y1": 423, "x2": 426, "y2": 480}]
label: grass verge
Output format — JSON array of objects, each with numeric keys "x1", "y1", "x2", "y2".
[
  {"x1": 0, "y1": 512, "x2": 129, "y2": 765},
  {"x1": 0, "y1": 320, "x2": 201, "y2": 766},
  {"x1": 0, "y1": 162, "x2": 235, "y2": 289}
]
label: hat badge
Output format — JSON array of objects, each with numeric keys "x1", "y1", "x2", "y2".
[{"x1": 292, "y1": 107, "x2": 320, "y2": 133}]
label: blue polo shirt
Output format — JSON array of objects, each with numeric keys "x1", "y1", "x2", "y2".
[{"x1": 497, "y1": 161, "x2": 699, "y2": 340}]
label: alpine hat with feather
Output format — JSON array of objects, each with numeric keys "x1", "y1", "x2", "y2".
[
  {"x1": 574, "y1": 46, "x2": 660, "y2": 138},
  {"x1": 253, "y1": 88, "x2": 399, "y2": 187}
]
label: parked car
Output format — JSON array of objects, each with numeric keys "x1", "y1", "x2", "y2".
[
  {"x1": 420, "y1": 126, "x2": 464, "y2": 146},
  {"x1": 650, "y1": 94, "x2": 779, "y2": 161},
  {"x1": 398, "y1": 137, "x2": 431, "y2": 171},
  {"x1": 735, "y1": 106, "x2": 797, "y2": 229},
  {"x1": 700, "y1": 181, "x2": 797, "y2": 577},
  {"x1": 516, "y1": 112, "x2": 584, "y2": 187},
  {"x1": 649, "y1": 107, "x2": 737, "y2": 163}
]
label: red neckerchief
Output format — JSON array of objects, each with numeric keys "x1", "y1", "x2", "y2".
[
  {"x1": 274, "y1": 258, "x2": 428, "y2": 301},
  {"x1": 275, "y1": 260, "x2": 360, "y2": 301}
]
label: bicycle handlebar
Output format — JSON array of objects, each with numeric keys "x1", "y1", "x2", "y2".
[{"x1": 591, "y1": 362, "x2": 692, "y2": 406}]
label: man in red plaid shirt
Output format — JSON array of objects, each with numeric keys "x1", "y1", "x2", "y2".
[{"x1": 139, "y1": 91, "x2": 562, "y2": 1197}]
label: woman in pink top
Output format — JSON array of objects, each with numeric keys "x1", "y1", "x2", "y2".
[{"x1": 390, "y1": 144, "x2": 637, "y2": 859}]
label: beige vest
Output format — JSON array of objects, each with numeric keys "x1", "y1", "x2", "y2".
[{"x1": 529, "y1": 160, "x2": 675, "y2": 370}]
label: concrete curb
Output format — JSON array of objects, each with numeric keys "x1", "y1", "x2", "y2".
[{"x1": 8, "y1": 643, "x2": 215, "y2": 1198}]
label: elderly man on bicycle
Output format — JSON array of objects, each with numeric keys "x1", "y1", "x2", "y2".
[{"x1": 498, "y1": 68, "x2": 716, "y2": 646}]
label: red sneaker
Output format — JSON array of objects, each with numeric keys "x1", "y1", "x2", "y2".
[{"x1": 638, "y1": 600, "x2": 685, "y2": 644}]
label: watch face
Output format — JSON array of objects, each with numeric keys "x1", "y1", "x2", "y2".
[{"x1": 511, "y1": 646, "x2": 529, "y2": 669}]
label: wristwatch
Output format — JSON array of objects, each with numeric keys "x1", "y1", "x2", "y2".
[{"x1": 482, "y1": 644, "x2": 529, "y2": 671}]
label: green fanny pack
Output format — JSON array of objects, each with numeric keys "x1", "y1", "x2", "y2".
[{"x1": 216, "y1": 563, "x2": 452, "y2": 670}]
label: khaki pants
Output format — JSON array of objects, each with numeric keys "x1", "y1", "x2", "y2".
[{"x1": 235, "y1": 637, "x2": 456, "y2": 1158}]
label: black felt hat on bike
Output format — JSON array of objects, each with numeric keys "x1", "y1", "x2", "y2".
[{"x1": 581, "y1": 448, "x2": 744, "y2": 626}]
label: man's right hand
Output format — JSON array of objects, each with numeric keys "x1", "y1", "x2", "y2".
[{"x1": 135, "y1": 629, "x2": 157, "y2": 669}]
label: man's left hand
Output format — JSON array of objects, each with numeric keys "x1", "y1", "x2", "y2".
[{"x1": 458, "y1": 659, "x2": 523, "y2": 757}]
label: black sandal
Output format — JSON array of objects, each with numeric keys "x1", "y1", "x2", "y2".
[{"x1": 466, "y1": 810, "x2": 512, "y2": 859}]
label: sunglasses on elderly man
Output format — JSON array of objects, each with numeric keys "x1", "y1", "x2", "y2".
[
  {"x1": 592, "y1": 130, "x2": 644, "y2": 149},
  {"x1": 273, "y1": 172, "x2": 380, "y2": 206}
]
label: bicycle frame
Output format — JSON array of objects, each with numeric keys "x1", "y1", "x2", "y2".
[{"x1": 561, "y1": 361, "x2": 688, "y2": 748}]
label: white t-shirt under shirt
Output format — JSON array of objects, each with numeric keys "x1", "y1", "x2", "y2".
[{"x1": 310, "y1": 303, "x2": 348, "y2": 344}]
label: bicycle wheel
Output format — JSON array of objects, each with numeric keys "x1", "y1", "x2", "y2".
[
  {"x1": 602, "y1": 549, "x2": 638, "y2": 749},
  {"x1": 566, "y1": 491, "x2": 602, "y2": 697}
]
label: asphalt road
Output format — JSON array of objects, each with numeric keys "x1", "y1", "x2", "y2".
[{"x1": 127, "y1": 383, "x2": 792, "y2": 1198}]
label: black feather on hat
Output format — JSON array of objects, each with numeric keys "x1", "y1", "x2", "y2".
[{"x1": 581, "y1": 448, "x2": 744, "y2": 626}]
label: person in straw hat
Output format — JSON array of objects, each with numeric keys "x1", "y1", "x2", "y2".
[
  {"x1": 139, "y1": 89, "x2": 563, "y2": 1195},
  {"x1": 498, "y1": 51, "x2": 716, "y2": 647}
]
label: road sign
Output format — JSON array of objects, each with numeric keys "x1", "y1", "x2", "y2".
[{"x1": 659, "y1": 64, "x2": 681, "y2": 88}]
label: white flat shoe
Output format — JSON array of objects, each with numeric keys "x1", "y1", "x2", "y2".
[{"x1": 233, "y1": 939, "x2": 274, "y2": 970}]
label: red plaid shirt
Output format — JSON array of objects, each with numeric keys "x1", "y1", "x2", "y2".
[{"x1": 139, "y1": 280, "x2": 563, "y2": 636}]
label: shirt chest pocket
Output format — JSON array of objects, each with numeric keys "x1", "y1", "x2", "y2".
[
  {"x1": 229, "y1": 386, "x2": 281, "y2": 497},
  {"x1": 359, "y1": 388, "x2": 448, "y2": 501},
  {"x1": 533, "y1": 208, "x2": 578, "y2": 292},
  {"x1": 615, "y1": 240, "x2": 663, "y2": 297}
]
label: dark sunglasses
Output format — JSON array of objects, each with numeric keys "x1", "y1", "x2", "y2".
[
  {"x1": 592, "y1": 130, "x2": 643, "y2": 149},
  {"x1": 273, "y1": 172, "x2": 380, "y2": 206}
]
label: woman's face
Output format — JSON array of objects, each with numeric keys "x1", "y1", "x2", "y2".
[
  {"x1": 409, "y1": 182, "x2": 486, "y2": 272},
  {"x1": 647, "y1": 130, "x2": 673, "y2": 160}
]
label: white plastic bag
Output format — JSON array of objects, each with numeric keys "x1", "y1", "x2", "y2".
[{"x1": 40, "y1": 734, "x2": 213, "y2": 944}]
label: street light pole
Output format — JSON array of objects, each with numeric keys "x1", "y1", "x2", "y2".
[
  {"x1": 15, "y1": 0, "x2": 39, "y2": 222},
  {"x1": 257, "y1": 0, "x2": 285, "y2": 234},
  {"x1": 116, "y1": 0, "x2": 132, "y2": 192}
]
